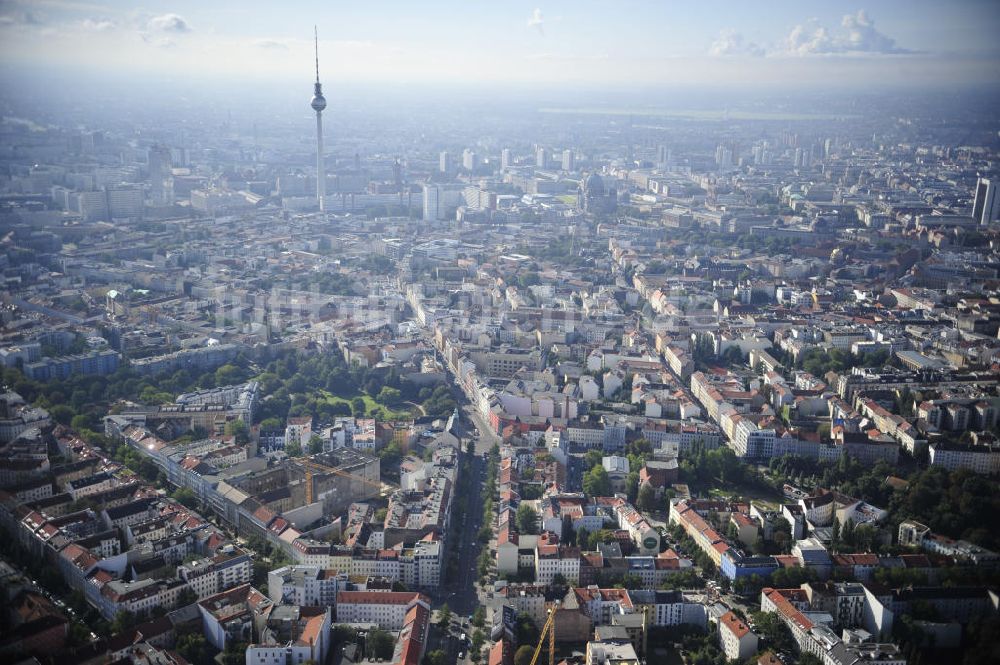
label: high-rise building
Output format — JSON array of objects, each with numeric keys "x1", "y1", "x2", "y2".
[
  {"x1": 715, "y1": 145, "x2": 733, "y2": 169},
  {"x1": 561, "y1": 149, "x2": 574, "y2": 172},
  {"x1": 462, "y1": 149, "x2": 477, "y2": 171},
  {"x1": 501, "y1": 148, "x2": 512, "y2": 170},
  {"x1": 794, "y1": 147, "x2": 811, "y2": 169},
  {"x1": 439, "y1": 151, "x2": 451, "y2": 174},
  {"x1": 147, "y1": 144, "x2": 172, "y2": 205},
  {"x1": 75, "y1": 190, "x2": 109, "y2": 222},
  {"x1": 536, "y1": 147, "x2": 546, "y2": 168},
  {"x1": 107, "y1": 184, "x2": 144, "y2": 220},
  {"x1": 972, "y1": 177, "x2": 999, "y2": 225},
  {"x1": 422, "y1": 184, "x2": 440, "y2": 221},
  {"x1": 656, "y1": 145, "x2": 671, "y2": 167},
  {"x1": 310, "y1": 27, "x2": 327, "y2": 211}
]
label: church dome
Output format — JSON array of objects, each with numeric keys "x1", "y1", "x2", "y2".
[{"x1": 584, "y1": 172, "x2": 605, "y2": 196}]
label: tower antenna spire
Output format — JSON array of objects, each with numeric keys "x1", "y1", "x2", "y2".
[{"x1": 310, "y1": 26, "x2": 327, "y2": 212}]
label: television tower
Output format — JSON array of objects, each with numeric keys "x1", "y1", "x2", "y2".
[{"x1": 310, "y1": 26, "x2": 327, "y2": 211}]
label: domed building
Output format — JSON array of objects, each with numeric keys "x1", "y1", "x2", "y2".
[
  {"x1": 584, "y1": 172, "x2": 605, "y2": 196},
  {"x1": 577, "y1": 171, "x2": 617, "y2": 214}
]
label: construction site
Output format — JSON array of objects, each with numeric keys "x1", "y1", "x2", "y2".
[{"x1": 232, "y1": 449, "x2": 383, "y2": 517}]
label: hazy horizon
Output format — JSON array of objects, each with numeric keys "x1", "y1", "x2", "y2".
[{"x1": 1, "y1": 0, "x2": 999, "y2": 97}]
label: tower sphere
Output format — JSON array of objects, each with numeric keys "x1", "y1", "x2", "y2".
[{"x1": 311, "y1": 84, "x2": 327, "y2": 112}]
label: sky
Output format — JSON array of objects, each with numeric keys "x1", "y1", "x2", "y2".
[{"x1": 0, "y1": 0, "x2": 998, "y2": 93}]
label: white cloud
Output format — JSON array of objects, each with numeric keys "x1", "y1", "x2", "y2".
[
  {"x1": 841, "y1": 10, "x2": 906, "y2": 54},
  {"x1": 254, "y1": 39, "x2": 288, "y2": 51},
  {"x1": 784, "y1": 10, "x2": 913, "y2": 56},
  {"x1": 527, "y1": 8, "x2": 543, "y2": 36},
  {"x1": 785, "y1": 22, "x2": 837, "y2": 56},
  {"x1": 709, "y1": 29, "x2": 764, "y2": 57},
  {"x1": 80, "y1": 18, "x2": 114, "y2": 31},
  {"x1": 147, "y1": 13, "x2": 190, "y2": 34},
  {"x1": 0, "y1": 9, "x2": 44, "y2": 28},
  {"x1": 524, "y1": 52, "x2": 609, "y2": 62}
]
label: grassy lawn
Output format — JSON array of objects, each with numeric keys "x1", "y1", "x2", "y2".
[
  {"x1": 649, "y1": 647, "x2": 683, "y2": 665},
  {"x1": 318, "y1": 389, "x2": 413, "y2": 421},
  {"x1": 707, "y1": 481, "x2": 783, "y2": 503}
]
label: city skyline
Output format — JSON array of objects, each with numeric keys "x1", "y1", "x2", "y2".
[
  {"x1": 0, "y1": 3, "x2": 998, "y2": 665},
  {"x1": 0, "y1": 1, "x2": 998, "y2": 91}
]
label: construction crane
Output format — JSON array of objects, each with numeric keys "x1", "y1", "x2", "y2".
[
  {"x1": 527, "y1": 607, "x2": 556, "y2": 665},
  {"x1": 298, "y1": 456, "x2": 390, "y2": 505}
]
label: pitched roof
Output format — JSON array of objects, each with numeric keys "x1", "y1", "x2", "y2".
[{"x1": 720, "y1": 610, "x2": 752, "y2": 639}]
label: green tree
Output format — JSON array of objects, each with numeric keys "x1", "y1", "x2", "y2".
[
  {"x1": 221, "y1": 641, "x2": 247, "y2": 665},
  {"x1": 176, "y1": 632, "x2": 213, "y2": 665},
  {"x1": 351, "y1": 397, "x2": 367, "y2": 416},
  {"x1": 516, "y1": 614, "x2": 539, "y2": 647},
  {"x1": 110, "y1": 609, "x2": 137, "y2": 634},
  {"x1": 514, "y1": 645, "x2": 536, "y2": 665},
  {"x1": 70, "y1": 413, "x2": 95, "y2": 431},
  {"x1": 425, "y1": 650, "x2": 448, "y2": 665},
  {"x1": 841, "y1": 518, "x2": 856, "y2": 549},
  {"x1": 472, "y1": 606, "x2": 486, "y2": 628},
  {"x1": 50, "y1": 404, "x2": 75, "y2": 426},
  {"x1": 172, "y1": 487, "x2": 199, "y2": 509},
  {"x1": 332, "y1": 624, "x2": 359, "y2": 646},
  {"x1": 308, "y1": 434, "x2": 324, "y2": 455},
  {"x1": 377, "y1": 386, "x2": 402, "y2": 406},
  {"x1": 285, "y1": 440, "x2": 303, "y2": 457},
  {"x1": 367, "y1": 629, "x2": 394, "y2": 660},
  {"x1": 437, "y1": 603, "x2": 452, "y2": 630},
  {"x1": 260, "y1": 417, "x2": 283, "y2": 431},
  {"x1": 750, "y1": 611, "x2": 794, "y2": 654},
  {"x1": 637, "y1": 483, "x2": 656, "y2": 512},
  {"x1": 626, "y1": 470, "x2": 641, "y2": 502},
  {"x1": 224, "y1": 419, "x2": 250, "y2": 444},
  {"x1": 215, "y1": 364, "x2": 240, "y2": 385},
  {"x1": 516, "y1": 503, "x2": 539, "y2": 535},
  {"x1": 583, "y1": 465, "x2": 611, "y2": 496}
]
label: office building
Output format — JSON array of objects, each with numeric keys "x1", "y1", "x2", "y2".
[
  {"x1": 422, "y1": 184, "x2": 440, "y2": 221},
  {"x1": 561, "y1": 149, "x2": 574, "y2": 171},
  {"x1": 147, "y1": 144, "x2": 173, "y2": 205},
  {"x1": 462, "y1": 149, "x2": 477, "y2": 171},
  {"x1": 972, "y1": 177, "x2": 999, "y2": 225},
  {"x1": 107, "y1": 185, "x2": 144, "y2": 220}
]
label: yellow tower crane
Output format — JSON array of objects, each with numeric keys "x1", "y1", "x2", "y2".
[
  {"x1": 298, "y1": 457, "x2": 389, "y2": 505},
  {"x1": 527, "y1": 606, "x2": 556, "y2": 665}
]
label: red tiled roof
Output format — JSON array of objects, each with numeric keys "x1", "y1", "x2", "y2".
[
  {"x1": 763, "y1": 588, "x2": 814, "y2": 633},
  {"x1": 720, "y1": 610, "x2": 751, "y2": 639},
  {"x1": 488, "y1": 638, "x2": 512, "y2": 665}
]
